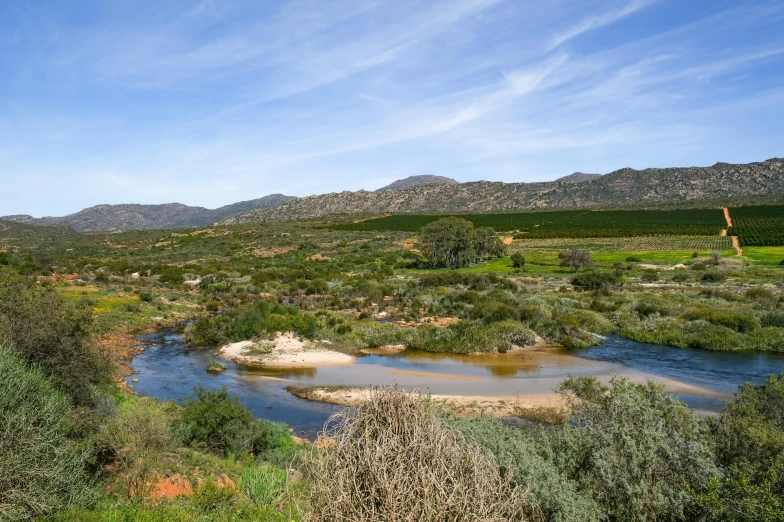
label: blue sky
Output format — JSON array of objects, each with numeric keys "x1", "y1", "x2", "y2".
[{"x1": 1, "y1": 0, "x2": 783, "y2": 216}]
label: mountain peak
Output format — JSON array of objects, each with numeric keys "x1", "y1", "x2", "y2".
[
  {"x1": 556, "y1": 172, "x2": 603, "y2": 183},
  {"x1": 376, "y1": 175, "x2": 459, "y2": 192}
]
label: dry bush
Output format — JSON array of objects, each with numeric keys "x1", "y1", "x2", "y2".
[{"x1": 303, "y1": 387, "x2": 538, "y2": 522}]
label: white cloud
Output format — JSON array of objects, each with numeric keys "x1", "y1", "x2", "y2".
[{"x1": 548, "y1": 0, "x2": 658, "y2": 50}]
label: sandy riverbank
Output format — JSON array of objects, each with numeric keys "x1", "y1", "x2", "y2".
[
  {"x1": 219, "y1": 333, "x2": 355, "y2": 368},
  {"x1": 286, "y1": 385, "x2": 570, "y2": 420}
]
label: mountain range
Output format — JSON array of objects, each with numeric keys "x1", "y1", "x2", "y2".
[
  {"x1": 3, "y1": 158, "x2": 783, "y2": 231},
  {"x1": 1, "y1": 194, "x2": 295, "y2": 232},
  {"x1": 375, "y1": 175, "x2": 459, "y2": 192},
  {"x1": 222, "y1": 158, "x2": 784, "y2": 224}
]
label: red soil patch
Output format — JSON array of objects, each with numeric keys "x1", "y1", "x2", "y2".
[
  {"x1": 731, "y1": 236, "x2": 743, "y2": 256},
  {"x1": 503, "y1": 237, "x2": 513, "y2": 245},
  {"x1": 723, "y1": 207, "x2": 733, "y2": 228},
  {"x1": 149, "y1": 474, "x2": 193, "y2": 500}
]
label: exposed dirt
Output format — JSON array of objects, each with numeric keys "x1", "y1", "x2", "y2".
[
  {"x1": 149, "y1": 474, "x2": 193, "y2": 500},
  {"x1": 503, "y1": 237, "x2": 514, "y2": 245},
  {"x1": 731, "y1": 235, "x2": 743, "y2": 256},
  {"x1": 722, "y1": 207, "x2": 733, "y2": 228},
  {"x1": 286, "y1": 385, "x2": 570, "y2": 420},
  {"x1": 219, "y1": 333, "x2": 355, "y2": 368}
]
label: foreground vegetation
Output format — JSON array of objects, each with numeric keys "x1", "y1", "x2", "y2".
[{"x1": 1, "y1": 207, "x2": 784, "y2": 520}]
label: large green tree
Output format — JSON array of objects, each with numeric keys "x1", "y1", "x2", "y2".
[{"x1": 420, "y1": 217, "x2": 504, "y2": 269}]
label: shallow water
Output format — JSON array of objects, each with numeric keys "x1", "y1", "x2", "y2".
[{"x1": 127, "y1": 330, "x2": 784, "y2": 437}]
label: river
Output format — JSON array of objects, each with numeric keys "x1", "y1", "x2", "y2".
[{"x1": 126, "y1": 330, "x2": 784, "y2": 438}]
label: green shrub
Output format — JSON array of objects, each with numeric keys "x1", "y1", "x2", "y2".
[
  {"x1": 762, "y1": 312, "x2": 784, "y2": 328},
  {"x1": 704, "y1": 374, "x2": 784, "y2": 521},
  {"x1": 641, "y1": 269, "x2": 659, "y2": 282},
  {"x1": 0, "y1": 345, "x2": 92, "y2": 521},
  {"x1": 625, "y1": 256, "x2": 642, "y2": 262},
  {"x1": 555, "y1": 377, "x2": 720, "y2": 521},
  {"x1": 682, "y1": 308, "x2": 760, "y2": 333},
  {"x1": 701, "y1": 271, "x2": 727, "y2": 282},
  {"x1": 445, "y1": 413, "x2": 600, "y2": 522},
  {"x1": 0, "y1": 268, "x2": 109, "y2": 405},
  {"x1": 571, "y1": 270, "x2": 621, "y2": 290},
  {"x1": 511, "y1": 252, "x2": 526, "y2": 268},
  {"x1": 180, "y1": 386, "x2": 293, "y2": 461},
  {"x1": 239, "y1": 464, "x2": 288, "y2": 507},
  {"x1": 180, "y1": 386, "x2": 253, "y2": 455},
  {"x1": 193, "y1": 480, "x2": 236, "y2": 512},
  {"x1": 97, "y1": 397, "x2": 179, "y2": 461}
]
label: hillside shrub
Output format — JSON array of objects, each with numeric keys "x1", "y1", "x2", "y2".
[
  {"x1": 704, "y1": 374, "x2": 784, "y2": 521},
  {"x1": 0, "y1": 345, "x2": 92, "y2": 521},
  {"x1": 571, "y1": 270, "x2": 621, "y2": 290},
  {"x1": 554, "y1": 377, "x2": 720, "y2": 521},
  {"x1": 682, "y1": 308, "x2": 760, "y2": 333},
  {"x1": 180, "y1": 386, "x2": 293, "y2": 461},
  {"x1": 303, "y1": 388, "x2": 535, "y2": 521},
  {"x1": 762, "y1": 312, "x2": 784, "y2": 328},
  {"x1": 445, "y1": 413, "x2": 600, "y2": 522},
  {"x1": 0, "y1": 268, "x2": 109, "y2": 405},
  {"x1": 701, "y1": 271, "x2": 727, "y2": 283},
  {"x1": 511, "y1": 252, "x2": 526, "y2": 268}
]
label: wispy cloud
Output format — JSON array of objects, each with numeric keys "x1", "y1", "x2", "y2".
[
  {"x1": 1, "y1": 0, "x2": 782, "y2": 215},
  {"x1": 548, "y1": 0, "x2": 658, "y2": 50}
]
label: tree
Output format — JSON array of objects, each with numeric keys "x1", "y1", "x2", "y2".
[
  {"x1": 710, "y1": 250, "x2": 722, "y2": 265},
  {"x1": 559, "y1": 248, "x2": 595, "y2": 270},
  {"x1": 473, "y1": 227, "x2": 505, "y2": 260},
  {"x1": 511, "y1": 253, "x2": 526, "y2": 268},
  {"x1": 419, "y1": 218, "x2": 503, "y2": 269}
]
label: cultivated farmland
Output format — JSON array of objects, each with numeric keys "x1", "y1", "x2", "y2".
[
  {"x1": 728, "y1": 205, "x2": 784, "y2": 246},
  {"x1": 332, "y1": 209, "x2": 726, "y2": 237}
]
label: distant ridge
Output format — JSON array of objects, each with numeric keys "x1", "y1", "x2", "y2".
[
  {"x1": 376, "y1": 175, "x2": 459, "y2": 192},
  {"x1": 222, "y1": 158, "x2": 784, "y2": 224},
  {"x1": 556, "y1": 172, "x2": 602, "y2": 183},
  {"x1": 2, "y1": 194, "x2": 295, "y2": 232}
]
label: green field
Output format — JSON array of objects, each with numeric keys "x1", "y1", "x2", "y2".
[
  {"x1": 728, "y1": 205, "x2": 784, "y2": 246},
  {"x1": 332, "y1": 208, "x2": 726, "y2": 237}
]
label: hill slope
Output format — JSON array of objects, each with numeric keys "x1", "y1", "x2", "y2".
[
  {"x1": 376, "y1": 175, "x2": 459, "y2": 192},
  {"x1": 223, "y1": 158, "x2": 784, "y2": 223},
  {"x1": 2, "y1": 194, "x2": 295, "y2": 232},
  {"x1": 556, "y1": 172, "x2": 602, "y2": 182}
]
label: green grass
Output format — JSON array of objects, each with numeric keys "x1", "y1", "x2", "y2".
[
  {"x1": 741, "y1": 246, "x2": 784, "y2": 265},
  {"x1": 593, "y1": 250, "x2": 737, "y2": 264}
]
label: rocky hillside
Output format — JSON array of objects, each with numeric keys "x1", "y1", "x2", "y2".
[
  {"x1": 376, "y1": 175, "x2": 459, "y2": 192},
  {"x1": 2, "y1": 194, "x2": 295, "y2": 232},
  {"x1": 556, "y1": 172, "x2": 602, "y2": 182},
  {"x1": 223, "y1": 158, "x2": 784, "y2": 223}
]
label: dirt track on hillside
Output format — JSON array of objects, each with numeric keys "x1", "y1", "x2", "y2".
[{"x1": 723, "y1": 207, "x2": 733, "y2": 227}]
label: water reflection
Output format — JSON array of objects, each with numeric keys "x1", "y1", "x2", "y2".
[{"x1": 127, "y1": 330, "x2": 784, "y2": 437}]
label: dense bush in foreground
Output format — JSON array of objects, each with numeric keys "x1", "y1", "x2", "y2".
[
  {"x1": 0, "y1": 268, "x2": 109, "y2": 405},
  {"x1": 0, "y1": 345, "x2": 92, "y2": 521},
  {"x1": 304, "y1": 388, "x2": 535, "y2": 521}
]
